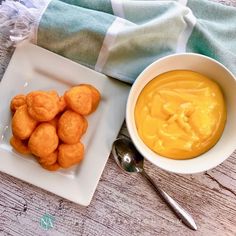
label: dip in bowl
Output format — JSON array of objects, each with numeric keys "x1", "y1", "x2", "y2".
[{"x1": 126, "y1": 54, "x2": 236, "y2": 174}]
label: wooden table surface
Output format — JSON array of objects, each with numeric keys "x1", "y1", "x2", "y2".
[{"x1": 0, "y1": 1, "x2": 236, "y2": 235}]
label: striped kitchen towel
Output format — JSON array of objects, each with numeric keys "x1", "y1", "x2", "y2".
[{"x1": 0, "y1": 0, "x2": 236, "y2": 83}]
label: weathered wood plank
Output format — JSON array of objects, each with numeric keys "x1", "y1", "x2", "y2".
[{"x1": 0, "y1": 150, "x2": 236, "y2": 235}]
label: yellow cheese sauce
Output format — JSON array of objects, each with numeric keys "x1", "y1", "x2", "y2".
[{"x1": 135, "y1": 70, "x2": 226, "y2": 159}]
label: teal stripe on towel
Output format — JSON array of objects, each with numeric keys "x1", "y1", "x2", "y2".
[
  {"x1": 38, "y1": 0, "x2": 115, "y2": 69},
  {"x1": 57, "y1": 0, "x2": 113, "y2": 14},
  {"x1": 121, "y1": 0, "x2": 186, "y2": 24}
]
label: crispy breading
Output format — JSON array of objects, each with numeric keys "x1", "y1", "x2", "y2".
[
  {"x1": 10, "y1": 136, "x2": 31, "y2": 155},
  {"x1": 10, "y1": 94, "x2": 26, "y2": 112},
  {"x1": 38, "y1": 151, "x2": 58, "y2": 166},
  {"x1": 41, "y1": 162, "x2": 60, "y2": 171},
  {"x1": 12, "y1": 105, "x2": 38, "y2": 140},
  {"x1": 64, "y1": 85, "x2": 92, "y2": 115},
  {"x1": 81, "y1": 84, "x2": 101, "y2": 113},
  {"x1": 28, "y1": 123, "x2": 59, "y2": 157},
  {"x1": 48, "y1": 116, "x2": 59, "y2": 129},
  {"x1": 58, "y1": 142, "x2": 84, "y2": 168},
  {"x1": 58, "y1": 110, "x2": 87, "y2": 144},
  {"x1": 26, "y1": 90, "x2": 60, "y2": 121},
  {"x1": 58, "y1": 95, "x2": 67, "y2": 112},
  {"x1": 82, "y1": 116, "x2": 88, "y2": 134}
]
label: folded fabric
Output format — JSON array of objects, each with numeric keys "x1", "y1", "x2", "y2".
[{"x1": 0, "y1": 0, "x2": 236, "y2": 83}]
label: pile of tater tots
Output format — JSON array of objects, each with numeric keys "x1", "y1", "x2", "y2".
[{"x1": 10, "y1": 84, "x2": 100, "y2": 171}]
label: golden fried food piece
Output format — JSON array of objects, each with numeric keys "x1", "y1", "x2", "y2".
[
  {"x1": 10, "y1": 94, "x2": 26, "y2": 112},
  {"x1": 64, "y1": 86, "x2": 92, "y2": 115},
  {"x1": 10, "y1": 136, "x2": 31, "y2": 155},
  {"x1": 81, "y1": 84, "x2": 101, "y2": 113},
  {"x1": 38, "y1": 151, "x2": 58, "y2": 166},
  {"x1": 82, "y1": 116, "x2": 88, "y2": 134},
  {"x1": 58, "y1": 142, "x2": 84, "y2": 168},
  {"x1": 28, "y1": 123, "x2": 59, "y2": 157},
  {"x1": 58, "y1": 110, "x2": 87, "y2": 144},
  {"x1": 12, "y1": 105, "x2": 38, "y2": 140},
  {"x1": 64, "y1": 84, "x2": 100, "y2": 115},
  {"x1": 48, "y1": 116, "x2": 59, "y2": 129},
  {"x1": 58, "y1": 96, "x2": 67, "y2": 112},
  {"x1": 48, "y1": 90, "x2": 59, "y2": 97},
  {"x1": 26, "y1": 90, "x2": 60, "y2": 121},
  {"x1": 41, "y1": 162, "x2": 60, "y2": 171}
]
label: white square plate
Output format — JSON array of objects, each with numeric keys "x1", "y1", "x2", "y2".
[{"x1": 0, "y1": 42, "x2": 130, "y2": 206}]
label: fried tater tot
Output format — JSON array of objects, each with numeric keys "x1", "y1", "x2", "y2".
[
  {"x1": 58, "y1": 110, "x2": 87, "y2": 144},
  {"x1": 10, "y1": 94, "x2": 26, "y2": 112},
  {"x1": 38, "y1": 151, "x2": 58, "y2": 166},
  {"x1": 58, "y1": 96, "x2": 67, "y2": 112},
  {"x1": 41, "y1": 162, "x2": 60, "y2": 171},
  {"x1": 64, "y1": 84, "x2": 101, "y2": 115},
  {"x1": 82, "y1": 116, "x2": 88, "y2": 134},
  {"x1": 48, "y1": 116, "x2": 59, "y2": 129},
  {"x1": 48, "y1": 90, "x2": 59, "y2": 98},
  {"x1": 10, "y1": 136, "x2": 31, "y2": 155},
  {"x1": 26, "y1": 90, "x2": 60, "y2": 121},
  {"x1": 12, "y1": 105, "x2": 38, "y2": 140},
  {"x1": 28, "y1": 123, "x2": 59, "y2": 157},
  {"x1": 64, "y1": 85, "x2": 91, "y2": 115},
  {"x1": 81, "y1": 84, "x2": 101, "y2": 113},
  {"x1": 58, "y1": 142, "x2": 84, "y2": 168}
]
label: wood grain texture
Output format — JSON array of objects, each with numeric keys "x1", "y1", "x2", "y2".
[{"x1": 0, "y1": 0, "x2": 236, "y2": 235}]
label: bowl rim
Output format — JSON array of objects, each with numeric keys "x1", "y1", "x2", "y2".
[{"x1": 126, "y1": 53, "x2": 236, "y2": 174}]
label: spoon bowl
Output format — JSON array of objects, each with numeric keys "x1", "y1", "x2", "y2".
[{"x1": 112, "y1": 138, "x2": 143, "y2": 173}]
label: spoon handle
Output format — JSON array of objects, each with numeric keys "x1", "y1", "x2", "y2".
[{"x1": 141, "y1": 170, "x2": 197, "y2": 231}]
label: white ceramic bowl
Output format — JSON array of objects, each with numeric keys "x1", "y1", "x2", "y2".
[{"x1": 126, "y1": 53, "x2": 236, "y2": 174}]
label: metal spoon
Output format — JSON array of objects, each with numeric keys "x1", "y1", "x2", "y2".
[{"x1": 112, "y1": 138, "x2": 197, "y2": 231}]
